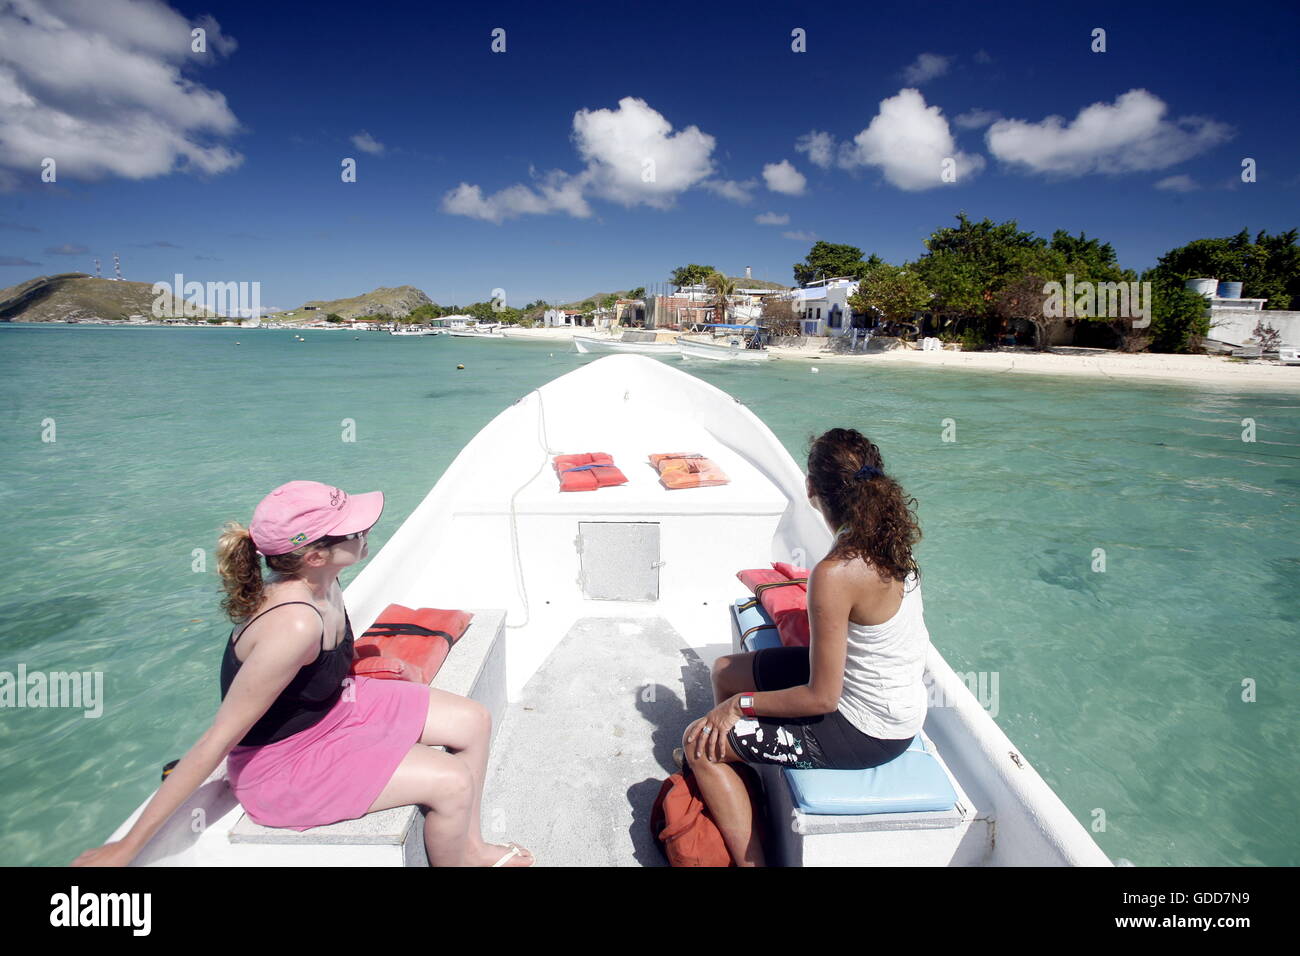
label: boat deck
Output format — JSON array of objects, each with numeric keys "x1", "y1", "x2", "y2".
[{"x1": 481, "y1": 616, "x2": 710, "y2": 866}]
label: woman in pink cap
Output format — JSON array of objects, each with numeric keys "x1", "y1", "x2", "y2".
[{"x1": 72, "y1": 480, "x2": 532, "y2": 868}]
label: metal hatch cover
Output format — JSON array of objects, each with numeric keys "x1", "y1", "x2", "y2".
[{"x1": 576, "y1": 521, "x2": 661, "y2": 601}]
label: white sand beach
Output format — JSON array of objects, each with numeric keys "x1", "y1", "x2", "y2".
[
  {"x1": 499, "y1": 326, "x2": 1300, "y2": 389},
  {"x1": 767, "y1": 343, "x2": 1300, "y2": 389}
]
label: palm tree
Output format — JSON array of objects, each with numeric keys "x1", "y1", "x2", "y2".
[{"x1": 705, "y1": 271, "x2": 736, "y2": 326}]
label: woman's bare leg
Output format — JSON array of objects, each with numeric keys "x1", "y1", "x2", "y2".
[
  {"x1": 682, "y1": 724, "x2": 766, "y2": 866},
  {"x1": 417, "y1": 687, "x2": 532, "y2": 866},
  {"x1": 366, "y1": 744, "x2": 475, "y2": 865}
]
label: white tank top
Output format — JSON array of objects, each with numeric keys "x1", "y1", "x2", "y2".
[{"x1": 836, "y1": 570, "x2": 930, "y2": 740}]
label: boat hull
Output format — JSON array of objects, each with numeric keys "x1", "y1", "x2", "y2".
[
  {"x1": 677, "y1": 335, "x2": 770, "y2": 361},
  {"x1": 573, "y1": 334, "x2": 678, "y2": 355}
]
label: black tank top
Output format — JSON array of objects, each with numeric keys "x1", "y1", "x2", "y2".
[{"x1": 219, "y1": 600, "x2": 355, "y2": 747}]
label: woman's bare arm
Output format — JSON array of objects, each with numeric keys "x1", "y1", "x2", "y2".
[
  {"x1": 751, "y1": 560, "x2": 851, "y2": 716},
  {"x1": 71, "y1": 606, "x2": 323, "y2": 865}
]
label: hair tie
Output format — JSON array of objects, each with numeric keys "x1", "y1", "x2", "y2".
[{"x1": 854, "y1": 464, "x2": 883, "y2": 480}]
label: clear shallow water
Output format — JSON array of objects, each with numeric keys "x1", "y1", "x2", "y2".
[{"x1": 1, "y1": 323, "x2": 1296, "y2": 866}]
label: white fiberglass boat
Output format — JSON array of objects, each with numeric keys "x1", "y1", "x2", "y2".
[
  {"x1": 388, "y1": 328, "x2": 439, "y2": 337},
  {"x1": 445, "y1": 323, "x2": 507, "y2": 338},
  {"x1": 573, "y1": 330, "x2": 679, "y2": 355},
  {"x1": 678, "y1": 333, "x2": 770, "y2": 361},
  {"x1": 106, "y1": 354, "x2": 1113, "y2": 867}
]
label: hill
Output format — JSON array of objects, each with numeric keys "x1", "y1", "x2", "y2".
[
  {"x1": 0, "y1": 273, "x2": 217, "y2": 322},
  {"x1": 276, "y1": 285, "x2": 434, "y2": 322}
]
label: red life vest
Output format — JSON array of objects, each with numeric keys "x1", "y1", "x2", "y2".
[
  {"x1": 350, "y1": 604, "x2": 474, "y2": 685},
  {"x1": 553, "y1": 452, "x2": 628, "y2": 492}
]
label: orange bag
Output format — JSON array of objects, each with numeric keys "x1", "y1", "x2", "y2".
[
  {"x1": 736, "y1": 568, "x2": 810, "y2": 647},
  {"x1": 553, "y1": 452, "x2": 628, "y2": 492},
  {"x1": 650, "y1": 771, "x2": 734, "y2": 867},
  {"x1": 351, "y1": 605, "x2": 474, "y2": 685},
  {"x1": 649, "y1": 453, "x2": 729, "y2": 489}
]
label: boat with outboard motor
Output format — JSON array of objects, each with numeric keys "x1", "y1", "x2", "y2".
[
  {"x1": 573, "y1": 329, "x2": 680, "y2": 355},
  {"x1": 677, "y1": 325, "x2": 770, "y2": 361},
  {"x1": 104, "y1": 354, "x2": 1115, "y2": 867}
]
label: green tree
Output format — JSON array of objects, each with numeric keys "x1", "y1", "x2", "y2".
[
  {"x1": 628, "y1": 286, "x2": 646, "y2": 300},
  {"x1": 914, "y1": 214, "x2": 1050, "y2": 322},
  {"x1": 671, "y1": 264, "x2": 715, "y2": 288},
  {"x1": 1144, "y1": 285, "x2": 1211, "y2": 353},
  {"x1": 848, "y1": 264, "x2": 931, "y2": 336},
  {"x1": 325, "y1": 312, "x2": 344, "y2": 323},
  {"x1": 1147, "y1": 228, "x2": 1299, "y2": 309},
  {"x1": 793, "y1": 242, "x2": 881, "y2": 286},
  {"x1": 705, "y1": 271, "x2": 737, "y2": 325}
]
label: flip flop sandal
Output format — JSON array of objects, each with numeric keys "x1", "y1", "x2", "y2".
[{"x1": 491, "y1": 842, "x2": 534, "y2": 867}]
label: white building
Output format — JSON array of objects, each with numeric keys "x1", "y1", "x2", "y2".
[
  {"x1": 1189, "y1": 279, "x2": 1300, "y2": 348},
  {"x1": 787, "y1": 277, "x2": 862, "y2": 338}
]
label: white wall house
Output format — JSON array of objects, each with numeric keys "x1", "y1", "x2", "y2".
[{"x1": 789, "y1": 277, "x2": 861, "y2": 337}]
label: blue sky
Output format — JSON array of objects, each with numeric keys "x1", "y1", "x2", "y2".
[{"x1": 1, "y1": 0, "x2": 1296, "y2": 311}]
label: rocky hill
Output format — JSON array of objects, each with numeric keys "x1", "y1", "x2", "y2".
[
  {"x1": 276, "y1": 285, "x2": 433, "y2": 322},
  {"x1": 0, "y1": 273, "x2": 217, "y2": 322}
]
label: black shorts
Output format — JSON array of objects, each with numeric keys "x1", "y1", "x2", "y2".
[{"x1": 726, "y1": 646, "x2": 914, "y2": 771}]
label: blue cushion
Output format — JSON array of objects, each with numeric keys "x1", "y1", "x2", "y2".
[
  {"x1": 731, "y1": 597, "x2": 783, "y2": 652},
  {"x1": 784, "y1": 740, "x2": 958, "y2": 815}
]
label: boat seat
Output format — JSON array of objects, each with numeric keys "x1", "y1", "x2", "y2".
[
  {"x1": 731, "y1": 596, "x2": 784, "y2": 652},
  {"x1": 784, "y1": 734, "x2": 957, "y2": 815}
]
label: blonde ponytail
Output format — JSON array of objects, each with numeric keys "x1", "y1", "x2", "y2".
[{"x1": 216, "y1": 521, "x2": 265, "y2": 622}]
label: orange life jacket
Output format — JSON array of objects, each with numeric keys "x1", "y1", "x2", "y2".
[
  {"x1": 553, "y1": 452, "x2": 629, "y2": 492},
  {"x1": 351, "y1": 605, "x2": 474, "y2": 685},
  {"x1": 736, "y1": 566, "x2": 810, "y2": 647},
  {"x1": 649, "y1": 452, "x2": 729, "y2": 489}
]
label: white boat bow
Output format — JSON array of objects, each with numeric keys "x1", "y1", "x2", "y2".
[{"x1": 107, "y1": 354, "x2": 1112, "y2": 867}]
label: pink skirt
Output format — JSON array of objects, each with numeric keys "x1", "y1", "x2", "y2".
[{"x1": 226, "y1": 675, "x2": 431, "y2": 831}]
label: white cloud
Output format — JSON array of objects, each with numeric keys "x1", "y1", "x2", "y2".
[
  {"x1": 954, "y1": 108, "x2": 1000, "y2": 129},
  {"x1": 572, "y1": 96, "x2": 716, "y2": 207},
  {"x1": 973, "y1": 49, "x2": 993, "y2": 65},
  {"x1": 44, "y1": 242, "x2": 87, "y2": 255},
  {"x1": 795, "y1": 130, "x2": 836, "y2": 169},
  {"x1": 702, "y1": 178, "x2": 757, "y2": 203},
  {"x1": 443, "y1": 96, "x2": 719, "y2": 221},
  {"x1": 839, "y1": 88, "x2": 985, "y2": 190},
  {"x1": 783, "y1": 230, "x2": 818, "y2": 241},
  {"x1": 755, "y1": 212, "x2": 789, "y2": 225},
  {"x1": 1154, "y1": 174, "x2": 1198, "y2": 192},
  {"x1": 763, "y1": 159, "x2": 807, "y2": 195},
  {"x1": 351, "y1": 131, "x2": 385, "y2": 155},
  {"x1": 0, "y1": 0, "x2": 243, "y2": 182},
  {"x1": 985, "y1": 89, "x2": 1233, "y2": 176},
  {"x1": 441, "y1": 169, "x2": 591, "y2": 224},
  {"x1": 901, "y1": 53, "x2": 950, "y2": 85}
]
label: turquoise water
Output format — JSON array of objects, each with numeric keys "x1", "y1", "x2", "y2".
[{"x1": 1, "y1": 323, "x2": 1296, "y2": 866}]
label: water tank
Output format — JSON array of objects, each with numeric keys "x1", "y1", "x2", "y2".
[
  {"x1": 1185, "y1": 278, "x2": 1218, "y2": 296},
  {"x1": 1217, "y1": 281, "x2": 1243, "y2": 299}
]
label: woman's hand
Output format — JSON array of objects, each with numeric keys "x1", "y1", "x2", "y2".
[
  {"x1": 685, "y1": 696, "x2": 742, "y2": 764},
  {"x1": 70, "y1": 841, "x2": 135, "y2": 867}
]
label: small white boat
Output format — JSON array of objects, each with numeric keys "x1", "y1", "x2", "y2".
[
  {"x1": 678, "y1": 333, "x2": 770, "y2": 361},
  {"x1": 445, "y1": 323, "x2": 507, "y2": 338},
  {"x1": 105, "y1": 355, "x2": 1114, "y2": 867},
  {"x1": 573, "y1": 331, "x2": 679, "y2": 355},
  {"x1": 389, "y1": 328, "x2": 439, "y2": 337},
  {"x1": 1278, "y1": 347, "x2": 1300, "y2": 366}
]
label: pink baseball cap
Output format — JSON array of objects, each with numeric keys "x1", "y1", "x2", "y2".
[{"x1": 250, "y1": 480, "x2": 384, "y2": 556}]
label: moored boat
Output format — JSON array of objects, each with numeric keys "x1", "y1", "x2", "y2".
[
  {"x1": 573, "y1": 330, "x2": 679, "y2": 355},
  {"x1": 677, "y1": 332, "x2": 770, "y2": 361},
  {"x1": 104, "y1": 354, "x2": 1113, "y2": 867}
]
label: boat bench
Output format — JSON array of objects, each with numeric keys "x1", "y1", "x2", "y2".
[
  {"x1": 729, "y1": 598, "x2": 975, "y2": 866},
  {"x1": 225, "y1": 608, "x2": 508, "y2": 866}
]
